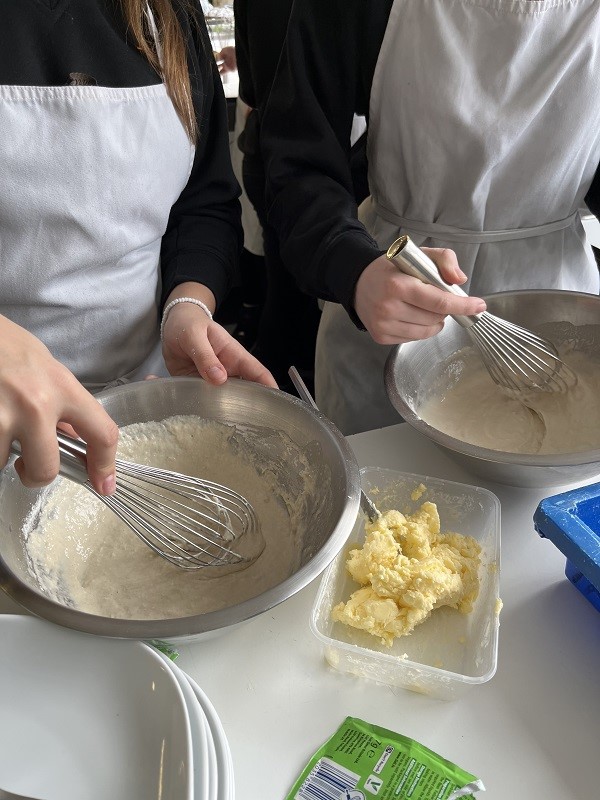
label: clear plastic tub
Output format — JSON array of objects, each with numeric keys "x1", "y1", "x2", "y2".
[{"x1": 310, "y1": 467, "x2": 502, "y2": 701}]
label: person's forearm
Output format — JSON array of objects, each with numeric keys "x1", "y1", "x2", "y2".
[{"x1": 261, "y1": 0, "x2": 381, "y2": 310}]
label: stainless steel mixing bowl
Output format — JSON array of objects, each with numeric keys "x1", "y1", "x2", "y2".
[
  {"x1": 385, "y1": 290, "x2": 600, "y2": 488},
  {"x1": 0, "y1": 377, "x2": 361, "y2": 642}
]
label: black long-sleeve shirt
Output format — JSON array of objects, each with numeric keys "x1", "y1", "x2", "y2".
[
  {"x1": 234, "y1": 0, "x2": 294, "y2": 112},
  {"x1": 261, "y1": 0, "x2": 600, "y2": 318},
  {"x1": 0, "y1": 0, "x2": 242, "y2": 310}
]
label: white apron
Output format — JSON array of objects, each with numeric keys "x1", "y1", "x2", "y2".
[
  {"x1": 0, "y1": 18, "x2": 194, "y2": 392},
  {"x1": 316, "y1": 0, "x2": 600, "y2": 435}
]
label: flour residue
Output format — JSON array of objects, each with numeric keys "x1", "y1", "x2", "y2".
[{"x1": 24, "y1": 415, "x2": 321, "y2": 619}]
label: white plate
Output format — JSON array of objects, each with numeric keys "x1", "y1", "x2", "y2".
[
  {"x1": 202, "y1": 702, "x2": 219, "y2": 800},
  {"x1": 183, "y1": 673, "x2": 235, "y2": 800},
  {"x1": 156, "y1": 653, "x2": 211, "y2": 800},
  {"x1": 0, "y1": 616, "x2": 192, "y2": 800}
]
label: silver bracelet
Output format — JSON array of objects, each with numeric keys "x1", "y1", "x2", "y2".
[{"x1": 160, "y1": 296, "x2": 213, "y2": 342}]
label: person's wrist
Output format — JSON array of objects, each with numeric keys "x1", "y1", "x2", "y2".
[{"x1": 160, "y1": 297, "x2": 213, "y2": 342}]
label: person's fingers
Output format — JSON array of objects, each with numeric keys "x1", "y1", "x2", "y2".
[
  {"x1": 162, "y1": 302, "x2": 218, "y2": 376},
  {"x1": 421, "y1": 247, "x2": 487, "y2": 314},
  {"x1": 421, "y1": 247, "x2": 467, "y2": 285},
  {"x1": 194, "y1": 340, "x2": 278, "y2": 388},
  {"x1": 200, "y1": 328, "x2": 278, "y2": 387},
  {"x1": 14, "y1": 421, "x2": 61, "y2": 488},
  {"x1": 163, "y1": 305, "x2": 277, "y2": 389},
  {"x1": 56, "y1": 421, "x2": 79, "y2": 438},
  {"x1": 165, "y1": 288, "x2": 273, "y2": 385},
  {"x1": 356, "y1": 256, "x2": 485, "y2": 339},
  {"x1": 180, "y1": 334, "x2": 228, "y2": 384},
  {"x1": 230, "y1": 351, "x2": 278, "y2": 388},
  {"x1": 0, "y1": 318, "x2": 118, "y2": 492},
  {"x1": 400, "y1": 277, "x2": 486, "y2": 318},
  {"x1": 65, "y1": 394, "x2": 119, "y2": 496},
  {"x1": 4, "y1": 373, "x2": 64, "y2": 486},
  {"x1": 216, "y1": 46, "x2": 237, "y2": 72}
]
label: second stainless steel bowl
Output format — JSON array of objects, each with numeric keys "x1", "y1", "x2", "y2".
[{"x1": 385, "y1": 290, "x2": 600, "y2": 488}]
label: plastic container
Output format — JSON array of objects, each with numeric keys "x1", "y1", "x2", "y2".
[
  {"x1": 310, "y1": 467, "x2": 502, "y2": 701},
  {"x1": 534, "y1": 482, "x2": 600, "y2": 612}
]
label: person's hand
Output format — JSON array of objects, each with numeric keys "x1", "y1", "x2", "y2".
[
  {"x1": 216, "y1": 45, "x2": 236, "y2": 74},
  {"x1": 161, "y1": 301, "x2": 278, "y2": 388},
  {"x1": 354, "y1": 247, "x2": 487, "y2": 344},
  {"x1": 0, "y1": 316, "x2": 119, "y2": 495}
]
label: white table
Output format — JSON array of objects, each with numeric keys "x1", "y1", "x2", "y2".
[{"x1": 1, "y1": 423, "x2": 598, "y2": 799}]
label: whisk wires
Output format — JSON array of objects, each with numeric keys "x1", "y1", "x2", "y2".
[
  {"x1": 91, "y1": 460, "x2": 262, "y2": 571},
  {"x1": 471, "y1": 313, "x2": 577, "y2": 393}
]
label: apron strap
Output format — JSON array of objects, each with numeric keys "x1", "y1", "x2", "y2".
[{"x1": 373, "y1": 201, "x2": 579, "y2": 244}]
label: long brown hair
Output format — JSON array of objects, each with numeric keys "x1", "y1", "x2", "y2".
[{"x1": 121, "y1": 0, "x2": 199, "y2": 141}]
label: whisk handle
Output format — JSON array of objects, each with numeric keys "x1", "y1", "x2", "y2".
[
  {"x1": 386, "y1": 235, "x2": 480, "y2": 328},
  {"x1": 9, "y1": 431, "x2": 90, "y2": 485}
]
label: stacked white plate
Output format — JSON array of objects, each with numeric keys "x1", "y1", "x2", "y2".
[
  {"x1": 155, "y1": 651, "x2": 236, "y2": 800},
  {"x1": 0, "y1": 615, "x2": 234, "y2": 800}
]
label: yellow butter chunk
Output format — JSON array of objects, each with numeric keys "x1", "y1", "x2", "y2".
[{"x1": 331, "y1": 503, "x2": 481, "y2": 647}]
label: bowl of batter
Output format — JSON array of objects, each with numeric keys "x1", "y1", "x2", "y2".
[
  {"x1": 0, "y1": 377, "x2": 361, "y2": 642},
  {"x1": 385, "y1": 290, "x2": 600, "y2": 488}
]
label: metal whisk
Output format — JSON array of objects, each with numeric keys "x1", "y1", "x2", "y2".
[
  {"x1": 387, "y1": 235, "x2": 577, "y2": 393},
  {"x1": 10, "y1": 432, "x2": 265, "y2": 574}
]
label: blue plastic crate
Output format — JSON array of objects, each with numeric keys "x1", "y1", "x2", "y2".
[{"x1": 534, "y1": 482, "x2": 600, "y2": 612}]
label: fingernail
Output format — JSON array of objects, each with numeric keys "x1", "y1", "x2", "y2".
[
  {"x1": 101, "y1": 474, "x2": 116, "y2": 495},
  {"x1": 206, "y1": 365, "x2": 226, "y2": 379},
  {"x1": 474, "y1": 301, "x2": 487, "y2": 312}
]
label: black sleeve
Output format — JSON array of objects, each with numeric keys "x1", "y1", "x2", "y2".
[
  {"x1": 233, "y1": 0, "x2": 254, "y2": 108},
  {"x1": 160, "y1": 4, "x2": 243, "y2": 311},
  {"x1": 234, "y1": 0, "x2": 295, "y2": 111},
  {"x1": 260, "y1": 0, "x2": 390, "y2": 322},
  {"x1": 585, "y1": 164, "x2": 600, "y2": 219}
]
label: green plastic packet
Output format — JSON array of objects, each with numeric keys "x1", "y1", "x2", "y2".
[
  {"x1": 147, "y1": 640, "x2": 179, "y2": 661},
  {"x1": 285, "y1": 717, "x2": 484, "y2": 800}
]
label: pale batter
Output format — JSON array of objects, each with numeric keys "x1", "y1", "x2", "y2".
[
  {"x1": 332, "y1": 501, "x2": 481, "y2": 647},
  {"x1": 24, "y1": 415, "x2": 319, "y2": 619},
  {"x1": 419, "y1": 349, "x2": 600, "y2": 454}
]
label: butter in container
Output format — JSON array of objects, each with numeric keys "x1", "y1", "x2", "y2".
[
  {"x1": 534, "y1": 481, "x2": 600, "y2": 612},
  {"x1": 310, "y1": 467, "x2": 501, "y2": 700}
]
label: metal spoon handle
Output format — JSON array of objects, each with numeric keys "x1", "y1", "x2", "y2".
[
  {"x1": 386, "y1": 234, "x2": 480, "y2": 328},
  {"x1": 287, "y1": 367, "x2": 379, "y2": 522}
]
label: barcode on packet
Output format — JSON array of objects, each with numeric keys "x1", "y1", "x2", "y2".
[{"x1": 295, "y1": 757, "x2": 360, "y2": 800}]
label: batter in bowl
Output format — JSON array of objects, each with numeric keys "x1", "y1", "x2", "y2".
[
  {"x1": 419, "y1": 348, "x2": 600, "y2": 454},
  {"x1": 23, "y1": 415, "x2": 318, "y2": 619}
]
